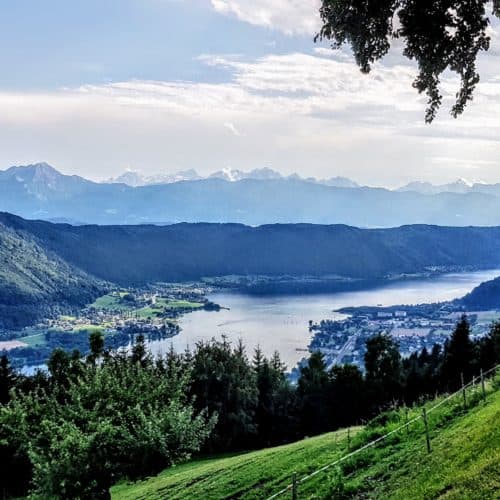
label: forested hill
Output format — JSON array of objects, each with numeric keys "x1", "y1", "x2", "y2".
[
  {"x1": 0, "y1": 218, "x2": 106, "y2": 328},
  {"x1": 2, "y1": 212, "x2": 500, "y2": 286},
  {"x1": 461, "y1": 276, "x2": 500, "y2": 309}
]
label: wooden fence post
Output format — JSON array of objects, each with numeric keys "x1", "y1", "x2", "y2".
[
  {"x1": 347, "y1": 428, "x2": 351, "y2": 452},
  {"x1": 461, "y1": 372, "x2": 466, "y2": 411},
  {"x1": 405, "y1": 407, "x2": 409, "y2": 436},
  {"x1": 292, "y1": 472, "x2": 297, "y2": 500},
  {"x1": 422, "y1": 407, "x2": 431, "y2": 454},
  {"x1": 480, "y1": 369, "x2": 486, "y2": 402}
]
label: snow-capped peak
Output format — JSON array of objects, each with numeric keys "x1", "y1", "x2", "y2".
[
  {"x1": 454, "y1": 177, "x2": 472, "y2": 187},
  {"x1": 107, "y1": 168, "x2": 201, "y2": 186},
  {"x1": 209, "y1": 167, "x2": 244, "y2": 182}
]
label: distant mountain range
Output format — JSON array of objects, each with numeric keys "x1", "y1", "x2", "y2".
[
  {"x1": 108, "y1": 167, "x2": 499, "y2": 195},
  {"x1": 398, "y1": 178, "x2": 474, "y2": 195},
  {"x1": 2, "y1": 163, "x2": 500, "y2": 226},
  {"x1": 107, "y1": 166, "x2": 360, "y2": 188}
]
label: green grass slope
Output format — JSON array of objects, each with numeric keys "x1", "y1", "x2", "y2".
[{"x1": 112, "y1": 376, "x2": 500, "y2": 500}]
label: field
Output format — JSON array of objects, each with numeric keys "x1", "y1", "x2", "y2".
[
  {"x1": 112, "y1": 373, "x2": 500, "y2": 500},
  {"x1": 159, "y1": 299, "x2": 204, "y2": 309},
  {"x1": 90, "y1": 293, "x2": 135, "y2": 312},
  {"x1": 17, "y1": 332, "x2": 47, "y2": 347},
  {"x1": 135, "y1": 300, "x2": 203, "y2": 319},
  {"x1": 90, "y1": 294, "x2": 203, "y2": 317}
]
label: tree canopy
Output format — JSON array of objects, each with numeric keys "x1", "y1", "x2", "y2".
[
  {"x1": 316, "y1": 0, "x2": 500, "y2": 122},
  {"x1": 1, "y1": 319, "x2": 498, "y2": 498}
]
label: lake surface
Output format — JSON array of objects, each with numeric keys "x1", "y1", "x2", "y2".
[{"x1": 146, "y1": 269, "x2": 500, "y2": 369}]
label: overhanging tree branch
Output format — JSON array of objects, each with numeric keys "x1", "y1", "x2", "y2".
[{"x1": 316, "y1": 0, "x2": 499, "y2": 122}]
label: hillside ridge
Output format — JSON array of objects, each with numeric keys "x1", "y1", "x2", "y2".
[
  {"x1": 0, "y1": 218, "x2": 106, "y2": 328},
  {"x1": 2, "y1": 213, "x2": 500, "y2": 286}
]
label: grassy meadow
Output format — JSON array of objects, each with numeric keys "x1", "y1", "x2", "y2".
[{"x1": 112, "y1": 373, "x2": 500, "y2": 500}]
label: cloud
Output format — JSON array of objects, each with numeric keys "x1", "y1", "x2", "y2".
[
  {"x1": 210, "y1": 0, "x2": 321, "y2": 36},
  {"x1": 224, "y1": 122, "x2": 243, "y2": 136},
  {"x1": 1, "y1": 50, "x2": 500, "y2": 186}
]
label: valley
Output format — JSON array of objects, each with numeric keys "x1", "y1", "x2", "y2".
[
  {"x1": 4, "y1": 269, "x2": 500, "y2": 374},
  {"x1": 5, "y1": 3, "x2": 500, "y2": 497},
  {"x1": 2, "y1": 212, "x2": 500, "y2": 372}
]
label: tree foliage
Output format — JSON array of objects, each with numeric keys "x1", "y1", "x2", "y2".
[
  {"x1": 441, "y1": 314, "x2": 475, "y2": 388},
  {"x1": 190, "y1": 338, "x2": 258, "y2": 451},
  {"x1": 0, "y1": 355, "x2": 16, "y2": 404},
  {"x1": 0, "y1": 338, "x2": 213, "y2": 499},
  {"x1": 297, "y1": 351, "x2": 331, "y2": 434},
  {"x1": 316, "y1": 0, "x2": 499, "y2": 122},
  {"x1": 0, "y1": 318, "x2": 498, "y2": 497}
]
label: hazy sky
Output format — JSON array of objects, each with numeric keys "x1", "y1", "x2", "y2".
[{"x1": 1, "y1": 0, "x2": 500, "y2": 187}]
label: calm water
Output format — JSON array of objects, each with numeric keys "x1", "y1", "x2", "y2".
[{"x1": 147, "y1": 269, "x2": 500, "y2": 368}]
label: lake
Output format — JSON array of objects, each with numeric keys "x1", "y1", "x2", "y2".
[{"x1": 146, "y1": 269, "x2": 500, "y2": 369}]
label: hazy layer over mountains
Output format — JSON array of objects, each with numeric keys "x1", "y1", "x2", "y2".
[{"x1": 2, "y1": 163, "x2": 500, "y2": 226}]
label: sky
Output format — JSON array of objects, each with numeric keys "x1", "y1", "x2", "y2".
[{"x1": 1, "y1": 0, "x2": 500, "y2": 187}]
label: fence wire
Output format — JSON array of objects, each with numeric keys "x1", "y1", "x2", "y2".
[{"x1": 267, "y1": 364, "x2": 499, "y2": 500}]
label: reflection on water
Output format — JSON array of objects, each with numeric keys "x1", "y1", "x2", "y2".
[{"x1": 146, "y1": 269, "x2": 500, "y2": 369}]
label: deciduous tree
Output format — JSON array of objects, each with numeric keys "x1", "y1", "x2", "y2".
[{"x1": 317, "y1": 0, "x2": 500, "y2": 122}]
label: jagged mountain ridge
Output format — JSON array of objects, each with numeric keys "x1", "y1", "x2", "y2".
[
  {"x1": 107, "y1": 166, "x2": 360, "y2": 188},
  {"x1": 398, "y1": 178, "x2": 474, "y2": 195},
  {"x1": 0, "y1": 162, "x2": 94, "y2": 200},
  {"x1": 2, "y1": 163, "x2": 500, "y2": 226},
  {"x1": 108, "y1": 168, "x2": 202, "y2": 186}
]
